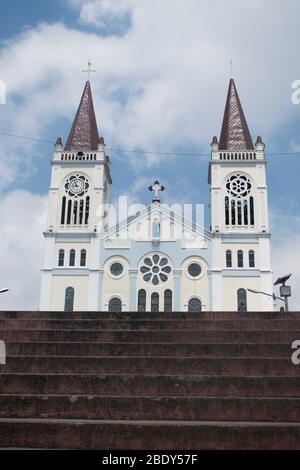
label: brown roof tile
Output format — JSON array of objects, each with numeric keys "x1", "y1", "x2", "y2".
[
  {"x1": 64, "y1": 81, "x2": 99, "y2": 151},
  {"x1": 219, "y1": 79, "x2": 254, "y2": 150}
]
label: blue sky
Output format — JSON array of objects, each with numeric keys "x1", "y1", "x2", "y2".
[{"x1": 0, "y1": 0, "x2": 300, "y2": 309}]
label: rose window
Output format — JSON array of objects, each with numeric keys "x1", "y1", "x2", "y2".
[
  {"x1": 226, "y1": 174, "x2": 252, "y2": 198},
  {"x1": 140, "y1": 254, "x2": 171, "y2": 285}
]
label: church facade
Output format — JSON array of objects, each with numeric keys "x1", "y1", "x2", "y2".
[{"x1": 39, "y1": 79, "x2": 274, "y2": 312}]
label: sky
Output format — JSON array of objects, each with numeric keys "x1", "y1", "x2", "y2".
[{"x1": 0, "y1": 0, "x2": 300, "y2": 310}]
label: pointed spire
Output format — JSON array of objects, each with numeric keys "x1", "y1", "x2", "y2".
[
  {"x1": 219, "y1": 79, "x2": 254, "y2": 151},
  {"x1": 64, "y1": 81, "x2": 99, "y2": 151}
]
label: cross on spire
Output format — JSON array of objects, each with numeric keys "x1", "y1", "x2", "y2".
[
  {"x1": 82, "y1": 61, "x2": 96, "y2": 81},
  {"x1": 148, "y1": 180, "x2": 165, "y2": 203}
]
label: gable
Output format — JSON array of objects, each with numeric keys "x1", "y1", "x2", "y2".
[{"x1": 100, "y1": 203, "x2": 211, "y2": 249}]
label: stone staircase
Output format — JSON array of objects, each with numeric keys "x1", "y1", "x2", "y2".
[{"x1": 0, "y1": 310, "x2": 300, "y2": 449}]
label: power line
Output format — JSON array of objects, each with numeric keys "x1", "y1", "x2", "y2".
[
  {"x1": 0, "y1": 130, "x2": 300, "y2": 157},
  {"x1": 107, "y1": 147, "x2": 210, "y2": 156},
  {"x1": 0, "y1": 131, "x2": 53, "y2": 144}
]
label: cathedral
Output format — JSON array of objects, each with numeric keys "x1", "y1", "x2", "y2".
[{"x1": 39, "y1": 78, "x2": 274, "y2": 313}]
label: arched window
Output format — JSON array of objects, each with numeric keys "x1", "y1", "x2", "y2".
[
  {"x1": 151, "y1": 293, "x2": 159, "y2": 312},
  {"x1": 80, "y1": 249, "x2": 87, "y2": 267},
  {"x1": 138, "y1": 289, "x2": 146, "y2": 312},
  {"x1": 64, "y1": 287, "x2": 74, "y2": 312},
  {"x1": 85, "y1": 196, "x2": 90, "y2": 225},
  {"x1": 225, "y1": 197, "x2": 229, "y2": 225},
  {"x1": 237, "y1": 200, "x2": 242, "y2": 225},
  {"x1": 188, "y1": 298, "x2": 202, "y2": 313},
  {"x1": 164, "y1": 290, "x2": 172, "y2": 312},
  {"x1": 73, "y1": 200, "x2": 78, "y2": 225},
  {"x1": 237, "y1": 288, "x2": 247, "y2": 312},
  {"x1": 109, "y1": 297, "x2": 122, "y2": 312},
  {"x1": 243, "y1": 200, "x2": 248, "y2": 225},
  {"x1": 237, "y1": 250, "x2": 244, "y2": 268},
  {"x1": 58, "y1": 249, "x2": 65, "y2": 267},
  {"x1": 249, "y1": 250, "x2": 255, "y2": 268},
  {"x1": 231, "y1": 200, "x2": 236, "y2": 225},
  {"x1": 250, "y1": 197, "x2": 255, "y2": 225},
  {"x1": 79, "y1": 200, "x2": 84, "y2": 224},
  {"x1": 67, "y1": 200, "x2": 72, "y2": 225},
  {"x1": 61, "y1": 197, "x2": 66, "y2": 224},
  {"x1": 69, "y1": 249, "x2": 76, "y2": 267},
  {"x1": 226, "y1": 250, "x2": 232, "y2": 268}
]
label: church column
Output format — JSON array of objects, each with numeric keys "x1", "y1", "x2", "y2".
[
  {"x1": 88, "y1": 270, "x2": 100, "y2": 311},
  {"x1": 173, "y1": 269, "x2": 181, "y2": 311},
  {"x1": 88, "y1": 235, "x2": 101, "y2": 311},
  {"x1": 129, "y1": 269, "x2": 138, "y2": 311},
  {"x1": 98, "y1": 270, "x2": 104, "y2": 310},
  {"x1": 208, "y1": 269, "x2": 213, "y2": 311}
]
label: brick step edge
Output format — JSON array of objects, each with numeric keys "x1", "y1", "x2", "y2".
[
  {"x1": 2, "y1": 311, "x2": 299, "y2": 319},
  {"x1": 0, "y1": 394, "x2": 299, "y2": 422},
  {"x1": 1, "y1": 373, "x2": 300, "y2": 397},
  {"x1": 3, "y1": 356, "x2": 299, "y2": 376},
  {"x1": 4, "y1": 342, "x2": 293, "y2": 358},
  {"x1": 0, "y1": 419, "x2": 300, "y2": 449},
  {"x1": 1, "y1": 330, "x2": 299, "y2": 343}
]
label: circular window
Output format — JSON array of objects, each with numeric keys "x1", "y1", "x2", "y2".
[
  {"x1": 140, "y1": 254, "x2": 172, "y2": 285},
  {"x1": 110, "y1": 262, "x2": 124, "y2": 277},
  {"x1": 64, "y1": 174, "x2": 89, "y2": 198},
  {"x1": 226, "y1": 174, "x2": 252, "y2": 198},
  {"x1": 188, "y1": 263, "x2": 202, "y2": 277}
]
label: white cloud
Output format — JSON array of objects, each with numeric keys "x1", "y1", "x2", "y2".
[
  {"x1": 77, "y1": 0, "x2": 135, "y2": 28},
  {"x1": 0, "y1": 190, "x2": 47, "y2": 310}
]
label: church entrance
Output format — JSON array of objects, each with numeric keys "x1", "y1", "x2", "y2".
[
  {"x1": 109, "y1": 297, "x2": 122, "y2": 312},
  {"x1": 188, "y1": 298, "x2": 202, "y2": 313}
]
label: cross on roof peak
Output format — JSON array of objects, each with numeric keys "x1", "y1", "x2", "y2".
[
  {"x1": 148, "y1": 180, "x2": 165, "y2": 203},
  {"x1": 82, "y1": 61, "x2": 96, "y2": 81}
]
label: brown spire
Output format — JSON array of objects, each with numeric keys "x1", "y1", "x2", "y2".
[
  {"x1": 219, "y1": 79, "x2": 254, "y2": 150},
  {"x1": 64, "y1": 81, "x2": 99, "y2": 151}
]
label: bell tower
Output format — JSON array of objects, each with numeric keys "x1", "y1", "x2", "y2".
[
  {"x1": 209, "y1": 79, "x2": 273, "y2": 311},
  {"x1": 40, "y1": 81, "x2": 111, "y2": 311}
]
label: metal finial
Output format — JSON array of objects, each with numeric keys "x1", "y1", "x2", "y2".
[{"x1": 82, "y1": 60, "x2": 96, "y2": 80}]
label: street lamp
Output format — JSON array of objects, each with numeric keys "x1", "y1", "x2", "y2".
[
  {"x1": 247, "y1": 288, "x2": 288, "y2": 311},
  {"x1": 0, "y1": 289, "x2": 9, "y2": 294},
  {"x1": 274, "y1": 274, "x2": 292, "y2": 313}
]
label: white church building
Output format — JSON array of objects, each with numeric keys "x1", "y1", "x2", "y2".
[{"x1": 39, "y1": 79, "x2": 274, "y2": 312}]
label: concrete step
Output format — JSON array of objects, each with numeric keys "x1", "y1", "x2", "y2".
[
  {"x1": 2, "y1": 373, "x2": 300, "y2": 397},
  {"x1": 1, "y1": 318, "x2": 299, "y2": 330},
  {"x1": 0, "y1": 311, "x2": 297, "y2": 320},
  {"x1": 2, "y1": 356, "x2": 299, "y2": 376},
  {"x1": 5, "y1": 341, "x2": 293, "y2": 358},
  {"x1": 0, "y1": 394, "x2": 299, "y2": 422},
  {"x1": 1, "y1": 329, "x2": 299, "y2": 343},
  {"x1": 0, "y1": 418, "x2": 299, "y2": 449}
]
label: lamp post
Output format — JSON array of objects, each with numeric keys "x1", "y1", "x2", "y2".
[
  {"x1": 247, "y1": 288, "x2": 287, "y2": 310},
  {"x1": 274, "y1": 274, "x2": 292, "y2": 313}
]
